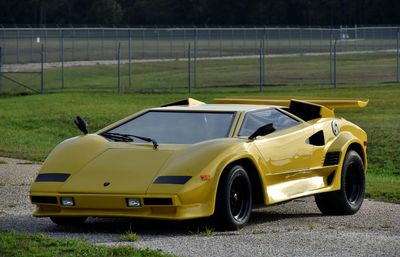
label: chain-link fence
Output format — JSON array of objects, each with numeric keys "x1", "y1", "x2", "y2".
[{"x1": 0, "y1": 26, "x2": 399, "y2": 94}]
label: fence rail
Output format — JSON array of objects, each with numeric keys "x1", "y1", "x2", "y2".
[{"x1": 0, "y1": 26, "x2": 399, "y2": 95}]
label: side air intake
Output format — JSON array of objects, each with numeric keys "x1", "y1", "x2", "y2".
[{"x1": 323, "y1": 152, "x2": 341, "y2": 166}]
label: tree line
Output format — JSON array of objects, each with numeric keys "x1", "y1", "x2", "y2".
[{"x1": 0, "y1": 0, "x2": 399, "y2": 27}]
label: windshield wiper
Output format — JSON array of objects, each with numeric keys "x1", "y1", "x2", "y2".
[
  {"x1": 102, "y1": 132, "x2": 158, "y2": 149},
  {"x1": 102, "y1": 132, "x2": 133, "y2": 142}
]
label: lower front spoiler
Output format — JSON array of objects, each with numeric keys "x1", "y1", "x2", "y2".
[{"x1": 31, "y1": 193, "x2": 213, "y2": 220}]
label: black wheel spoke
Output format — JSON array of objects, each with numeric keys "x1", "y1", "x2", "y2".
[
  {"x1": 345, "y1": 163, "x2": 362, "y2": 204},
  {"x1": 229, "y1": 174, "x2": 250, "y2": 222},
  {"x1": 215, "y1": 165, "x2": 252, "y2": 230}
]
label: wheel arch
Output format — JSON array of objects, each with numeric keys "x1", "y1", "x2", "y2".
[
  {"x1": 217, "y1": 158, "x2": 265, "y2": 206},
  {"x1": 346, "y1": 142, "x2": 367, "y2": 170}
]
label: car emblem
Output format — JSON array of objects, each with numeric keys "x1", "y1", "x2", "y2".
[
  {"x1": 103, "y1": 182, "x2": 110, "y2": 187},
  {"x1": 331, "y1": 120, "x2": 339, "y2": 136}
]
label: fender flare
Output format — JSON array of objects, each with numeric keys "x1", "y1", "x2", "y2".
[{"x1": 327, "y1": 132, "x2": 366, "y2": 191}]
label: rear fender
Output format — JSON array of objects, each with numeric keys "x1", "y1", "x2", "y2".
[{"x1": 326, "y1": 131, "x2": 366, "y2": 191}]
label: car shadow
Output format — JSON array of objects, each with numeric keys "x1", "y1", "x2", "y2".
[{"x1": 41, "y1": 209, "x2": 325, "y2": 236}]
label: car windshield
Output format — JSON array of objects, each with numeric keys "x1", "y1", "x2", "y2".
[{"x1": 105, "y1": 111, "x2": 236, "y2": 144}]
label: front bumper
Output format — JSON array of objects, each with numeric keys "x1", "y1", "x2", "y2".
[{"x1": 30, "y1": 193, "x2": 212, "y2": 220}]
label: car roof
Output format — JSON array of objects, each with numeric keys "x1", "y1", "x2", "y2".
[{"x1": 151, "y1": 104, "x2": 277, "y2": 112}]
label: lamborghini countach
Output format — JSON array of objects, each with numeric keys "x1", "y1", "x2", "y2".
[{"x1": 30, "y1": 97, "x2": 368, "y2": 230}]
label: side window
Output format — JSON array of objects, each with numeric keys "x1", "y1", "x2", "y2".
[{"x1": 239, "y1": 108, "x2": 300, "y2": 136}]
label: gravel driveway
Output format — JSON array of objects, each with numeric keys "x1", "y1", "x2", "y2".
[{"x1": 1, "y1": 156, "x2": 399, "y2": 257}]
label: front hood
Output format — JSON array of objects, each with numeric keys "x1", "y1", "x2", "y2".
[
  {"x1": 33, "y1": 134, "x2": 249, "y2": 197},
  {"x1": 59, "y1": 146, "x2": 176, "y2": 194}
]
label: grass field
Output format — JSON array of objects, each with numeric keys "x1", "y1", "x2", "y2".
[
  {"x1": 0, "y1": 84, "x2": 399, "y2": 202},
  {"x1": 0, "y1": 230, "x2": 174, "y2": 257}
]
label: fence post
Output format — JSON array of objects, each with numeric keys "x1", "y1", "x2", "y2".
[
  {"x1": 194, "y1": 29, "x2": 197, "y2": 88},
  {"x1": 30, "y1": 29, "x2": 34, "y2": 62},
  {"x1": 44, "y1": 29, "x2": 47, "y2": 62},
  {"x1": 40, "y1": 44, "x2": 44, "y2": 94},
  {"x1": 397, "y1": 29, "x2": 399, "y2": 82},
  {"x1": 243, "y1": 28, "x2": 246, "y2": 51},
  {"x1": 0, "y1": 47, "x2": 2, "y2": 95},
  {"x1": 128, "y1": 30, "x2": 132, "y2": 89},
  {"x1": 259, "y1": 41, "x2": 263, "y2": 91},
  {"x1": 86, "y1": 29, "x2": 90, "y2": 61},
  {"x1": 142, "y1": 29, "x2": 145, "y2": 59},
  {"x1": 72, "y1": 29, "x2": 75, "y2": 61},
  {"x1": 219, "y1": 28, "x2": 222, "y2": 57},
  {"x1": 354, "y1": 24, "x2": 358, "y2": 50},
  {"x1": 333, "y1": 38, "x2": 337, "y2": 88},
  {"x1": 16, "y1": 30, "x2": 20, "y2": 64},
  {"x1": 60, "y1": 29, "x2": 64, "y2": 89},
  {"x1": 101, "y1": 29, "x2": 104, "y2": 60},
  {"x1": 2, "y1": 29, "x2": 5, "y2": 64},
  {"x1": 329, "y1": 30, "x2": 333, "y2": 85},
  {"x1": 262, "y1": 35, "x2": 266, "y2": 87},
  {"x1": 231, "y1": 28, "x2": 234, "y2": 48},
  {"x1": 188, "y1": 43, "x2": 191, "y2": 93},
  {"x1": 170, "y1": 29, "x2": 173, "y2": 58},
  {"x1": 117, "y1": 42, "x2": 121, "y2": 93},
  {"x1": 207, "y1": 29, "x2": 211, "y2": 57},
  {"x1": 157, "y1": 29, "x2": 160, "y2": 59}
]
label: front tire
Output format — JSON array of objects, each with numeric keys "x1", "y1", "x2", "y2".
[
  {"x1": 214, "y1": 165, "x2": 252, "y2": 230},
  {"x1": 315, "y1": 150, "x2": 365, "y2": 215},
  {"x1": 50, "y1": 216, "x2": 87, "y2": 226}
]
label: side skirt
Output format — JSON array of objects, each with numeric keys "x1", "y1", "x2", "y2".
[{"x1": 264, "y1": 166, "x2": 338, "y2": 205}]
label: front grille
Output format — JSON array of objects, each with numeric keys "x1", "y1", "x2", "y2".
[
  {"x1": 31, "y1": 196, "x2": 58, "y2": 204},
  {"x1": 143, "y1": 198, "x2": 173, "y2": 206},
  {"x1": 324, "y1": 152, "x2": 341, "y2": 166}
]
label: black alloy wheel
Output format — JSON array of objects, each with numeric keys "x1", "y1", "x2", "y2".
[
  {"x1": 315, "y1": 150, "x2": 365, "y2": 215},
  {"x1": 215, "y1": 165, "x2": 252, "y2": 230}
]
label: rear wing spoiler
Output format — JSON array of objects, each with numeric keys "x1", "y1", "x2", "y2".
[{"x1": 213, "y1": 97, "x2": 369, "y2": 109}]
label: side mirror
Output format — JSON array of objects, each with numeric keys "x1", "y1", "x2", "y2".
[
  {"x1": 74, "y1": 116, "x2": 88, "y2": 135},
  {"x1": 248, "y1": 123, "x2": 275, "y2": 140}
]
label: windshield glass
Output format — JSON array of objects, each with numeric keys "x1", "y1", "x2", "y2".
[
  {"x1": 106, "y1": 111, "x2": 236, "y2": 144},
  {"x1": 239, "y1": 108, "x2": 300, "y2": 137}
]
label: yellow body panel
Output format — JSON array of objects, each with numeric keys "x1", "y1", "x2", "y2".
[{"x1": 30, "y1": 98, "x2": 368, "y2": 220}]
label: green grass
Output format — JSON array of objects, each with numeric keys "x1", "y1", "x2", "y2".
[
  {"x1": 198, "y1": 226, "x2": 216, "y2": 237},
  {"x1": 120, "y1": 231, "x2": 141, "y2": 242},
  {"x1": 0, "y1": 84, "x2": 399, "y2": 202},
  {"x1": 0, "y1": 230, "x2": 173, "y2": 257}
]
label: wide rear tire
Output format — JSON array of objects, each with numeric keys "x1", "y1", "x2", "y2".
[
  {"x1": 50, "y1": 216, "x2": 87, "y2": 226},
  {"x1": 214, "y1": 165, "x2": 252, "y2": 230},
  {"x1": 315, "y1": 150, "x2": 365, "y2": 215}
]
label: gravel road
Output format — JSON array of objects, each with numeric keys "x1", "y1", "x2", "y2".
[{"x1": 1, "y1": 156, "x2": 399, "y2": 257}]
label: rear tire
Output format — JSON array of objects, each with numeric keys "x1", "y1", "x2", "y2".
[
  {"x1": 50, "y1": 216, "x2": 87, "y2": 226},
  {"x1": 315, "y1": 150, "x2": 365, "y2": 215},
  {"x1": 214, "y1": 165, "x2": 252, "y2": 230}
]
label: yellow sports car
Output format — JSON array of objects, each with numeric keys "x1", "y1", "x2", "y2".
[{"x1": 30, "y1": 97, "x2": 368, "y2": 230}]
